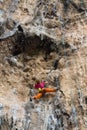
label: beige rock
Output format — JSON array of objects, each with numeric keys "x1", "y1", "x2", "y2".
[
  {"x1": 0, "y1": 0, "x2": 87, "y2": 130},
  {"x1": 58, "y1": 58, "x2": 65, "y2": 68},
  {"x1": 49, "y1": 52, "x2": 58, "y2": 59},
  {"x1": 6, "y1": 18, "x2": 16, "y2": 30}
]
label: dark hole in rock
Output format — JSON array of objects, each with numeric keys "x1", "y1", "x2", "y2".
[
  {"x1": 17, "y1": 25, "x2": 24, "y2": 32},
  {"x1": 85, "y1": 97, "x2": 87, "y2": 105},
  {"x1": 12, "y1": 35, "x2": 58, "y2": 58},
  {"x1": 12, "y1": 33, "x2": 72, "y2": 60},
  {"x1": 86, "y1": 109, "x2": 87, "y2": 115},
  {"x1": 12, "y1": 45, "x2": 23, "y2": 56}
]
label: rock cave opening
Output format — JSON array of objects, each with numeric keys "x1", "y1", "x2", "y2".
[{"x1": 12, "y1": 34, "x2": 58, "y2": 60}]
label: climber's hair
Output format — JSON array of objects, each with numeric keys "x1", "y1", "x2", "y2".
[
  {"x1": 35, "y1": 79, "x2": 41, "y2": 84},
  {"x1": 32, "y1": 77, "x2": 41, "y2": 84}
]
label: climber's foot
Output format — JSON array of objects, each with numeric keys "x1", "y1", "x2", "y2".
[{"x1": 55, "y1": 88, "x2": 59, "y2": 91}]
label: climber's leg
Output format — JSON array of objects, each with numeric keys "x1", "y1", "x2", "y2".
[
  {"x1": 44, "y1": 88, "x2": 57, "y2": 92},
  {"x1": 32, "y1": 92, "x2": 43, "y2": 99}
]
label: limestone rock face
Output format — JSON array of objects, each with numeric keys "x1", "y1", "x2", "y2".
[{"x1": 0, "y1": 0, "x2": 87, "y2": 130}]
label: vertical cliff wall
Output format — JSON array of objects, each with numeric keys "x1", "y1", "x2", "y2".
[{"x1": 0, "y1": 0, "x2": 87, "y2": 130}]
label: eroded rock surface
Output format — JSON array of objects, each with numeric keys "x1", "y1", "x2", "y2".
[{"x1": 0, "y1": 0, "x2": 87, "y2": 130}]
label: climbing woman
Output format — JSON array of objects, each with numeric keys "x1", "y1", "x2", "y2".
[{"x1": 32, "y1": 78, "x2": 58, "y2": 99}]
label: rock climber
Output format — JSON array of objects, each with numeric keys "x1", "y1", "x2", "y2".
[{"x1": 32, "y1": 78, "x2": 58, "y2": 99}]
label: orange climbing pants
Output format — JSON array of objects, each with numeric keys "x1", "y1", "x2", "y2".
[{"x1": 33, "y1": 88, "x2": 57, "y2": 99}]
